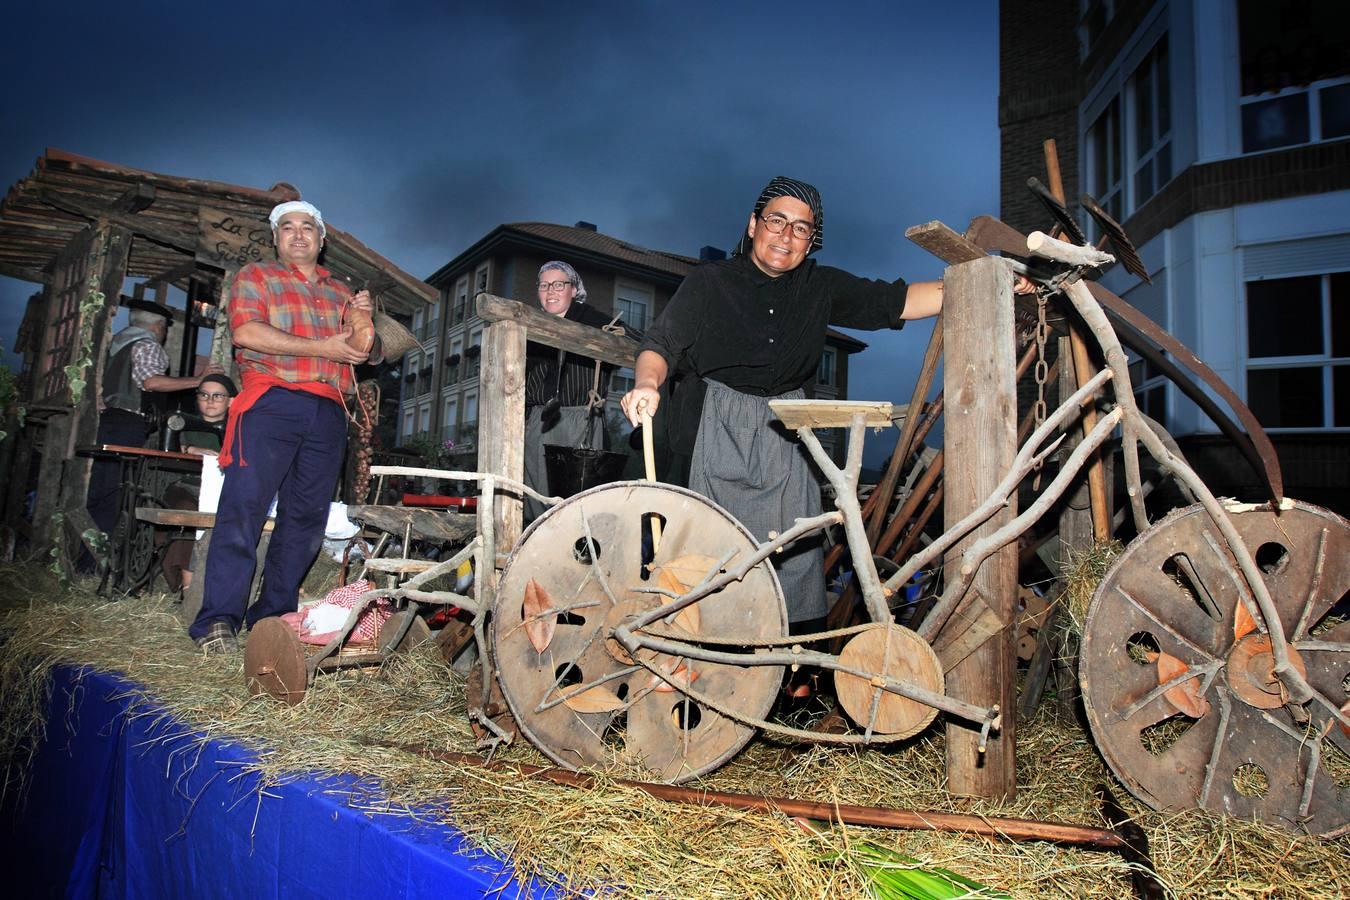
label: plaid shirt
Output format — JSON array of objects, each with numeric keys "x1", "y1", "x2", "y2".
[
  {"x1": 129, "y1": 338, "x2": 168, "y2": 389},
  {"x1": 229, "y1": 261, "x2": 357, "y2": 394}
]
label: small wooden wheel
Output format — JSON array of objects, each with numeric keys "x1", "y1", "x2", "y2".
[
  {"x1": 245, "y1": 617, "x2": 309, "y2": 705},
  {"x1": 834, "y1": 623, "x2": 944, "y2": 738}
]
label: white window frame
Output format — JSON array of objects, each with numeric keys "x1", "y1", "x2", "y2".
[
  {"x1": 442, "y1": 396, "x2": 458, "y2": 443},
  {"x1": 462, "y1": 390, "x2": 479, "y2": 448},
  {"x1": 614, "y1": 281, "x2": 653, "y2": 332},
  {"x1": 453, "y1": 275, "x2": 470, "y2": 325},
  {"x1": 1129, "y1": 34, "x2": 1172, "y2": 208},
  {"x1": 1243, "y1": 271, "x2": 1349, "y2": 430}
]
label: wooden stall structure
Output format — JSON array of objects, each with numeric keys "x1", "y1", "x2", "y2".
[{"x1": 0, "y1": 148, "x2": 435, "y2": 573}]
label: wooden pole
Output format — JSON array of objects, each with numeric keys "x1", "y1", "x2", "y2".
[
  {"x1": 477, "y1": 313, "x2": 526, "y2": 559},
  {"x1": 1043, "y1": 140, "x2": 1110, "y2": 542},
  {"x1": 941, "y1": 256, "x2": 1017, "y2": 799}
]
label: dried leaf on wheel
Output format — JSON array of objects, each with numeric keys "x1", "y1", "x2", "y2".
[
  {"x1": 558, "y1": 683, "x2": 625, "y2": 713},
  {"x1": 522, "y1": 579, "x2": 557, "y2": 653}
]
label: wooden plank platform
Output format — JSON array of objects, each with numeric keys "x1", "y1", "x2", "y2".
[
  {"x1": 768, "y1": 399, "x2": 899, "y2": 430},
  {"x1": 345, "y1": 505, "x2": 477, "y2": 543}
]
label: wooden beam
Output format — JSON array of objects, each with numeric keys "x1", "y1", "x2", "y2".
[
  {"x1": 905, "y1": 221, "x2": 988, "y2": 266},
  {"x1": 0, "y1": 262, "x2": 51, "y2": 284},
  {"x1": 143, "y1": 258, "x2": 199, "y2": 288},
  {"x1": 476, "y1": 293, "x2": 639, "y2": 367},
  {"x1": 109, "y1": 183, "x2": 156, "y2": 214},
  {"x1": 941, "y1": 255, "x2": 1018, "y2": 800},
  {"x1": 37, "y1": 188, "x2": 196, "y2": 254}
]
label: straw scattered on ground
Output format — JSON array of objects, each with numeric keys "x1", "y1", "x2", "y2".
[{"x1": 1, "y1": 564, "x2": 1346, "y2": 898}]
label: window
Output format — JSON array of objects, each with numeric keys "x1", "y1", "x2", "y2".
[
  {"x1": 1086, "y1": 96, "x2": 1123, "y2": 226},
  {"x1": 462, "y1": 391, "x2": 479, "y2": 446},
  {"x1": 474, "y1": 263, "x2": 490, "y2": 296},
  {"x1": 614, "y1": 283, "x2": 653, "y2": 332},
  {"x1": 1238, "y1": 0, "x2": 1350, "y2": 152},
  {"x1": 442, "y1": 397, "x2": 458, "y2": 443},
  {"x1": 609, "y1": 367, "x2": 635, "y2": 397},
  {"x1": 817, "y1": 347, "x2": 837, "y2": 388},
  {"x1": 412, "y1": 307, "x2": 424, "y2": 341},
  {"x1": 401, "y1": 409, "x2": 415, "y2": 442},
  {"x1": 418, "y1": 402, "x2": 432, "y2": 438},
  {"x1": 1123, "y1": 274, "x2": 1169, "y2": 422},
  {"x1": 446, "y1": 337, "x2": 463, "y2": 385},
  {"x1": 1078, "y1": 0, "x2": 1114, "y2": 58},
  {"x1": 1245, "y1": 273, "x2": 1349, "y2": 428},
  {"x1": 1131, "y1": 34, "x2": 1171, "y2": 207},
  {"x1": 468, "y1": 328, "x2": 483, "y2": 377},
  {"x1": 453, "y1": 276, "x2": 469, "y2": 325}
]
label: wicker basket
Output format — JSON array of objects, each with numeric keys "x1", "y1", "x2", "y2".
[{"x1": 374, "y1": 312, "x2": 419, "y2": 361}]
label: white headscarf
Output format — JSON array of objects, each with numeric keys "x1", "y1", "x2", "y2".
[{"x1": 268, "y1": 200, "x2": 326, "y2": 237}]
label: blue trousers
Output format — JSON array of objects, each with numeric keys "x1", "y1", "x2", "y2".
[{"x1": 190, "y1": 389, "x2": 347, "y2": 640}]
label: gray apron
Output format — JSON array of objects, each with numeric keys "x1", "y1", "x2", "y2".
[
  {"x1": 523, "y1": 405, "x2": 606, "y2": 521},
  {"x1": 688, "y1": 379, "x2": 826, "y2": 622}
]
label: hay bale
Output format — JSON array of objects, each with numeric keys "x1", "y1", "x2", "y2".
[{"x1": 1, "y1": 567, "x2": 1346, "y2": 898}]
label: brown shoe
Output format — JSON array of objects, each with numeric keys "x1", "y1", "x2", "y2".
[{"x1": 194, "y1": 621, "x2": 239, "y2": 655}]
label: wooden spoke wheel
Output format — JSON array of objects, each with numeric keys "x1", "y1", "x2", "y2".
[
  {"x1": 834, "y1": 624, "x2": 943, "y2": 739},
  {"x1": 492, "y1": 481, "x2": 787, "y2": 783},
  {"x1": 1080, "y1": 500, "x2": 1350, "y2": 835},
  {"x1": 245, "y1": 617, "x2": 309, "y2": 705}
]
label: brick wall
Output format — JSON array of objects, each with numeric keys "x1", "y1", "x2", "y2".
[{"x1": 998, "y1": 1, "x2": 1082, "y2": 233}]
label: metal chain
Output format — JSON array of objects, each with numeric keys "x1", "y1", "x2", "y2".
[{"x1": 1031, "y1": 291, "x2": 1050, "y2": 490}]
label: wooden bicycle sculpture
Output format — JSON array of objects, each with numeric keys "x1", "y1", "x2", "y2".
[{"x1": 246, "y1": 230, "x2": 1348, "y2": 835}]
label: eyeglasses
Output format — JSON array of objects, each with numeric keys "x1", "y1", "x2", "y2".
[
  {"x1": 196, "y1": 391, "x2": 230, "y2": 402},
  {"x1": 538, "y1": 280, "x2": 574, "y2": 292},
  {"x1": 758, "y1": 212, "x2": 816, "y2": 241}
]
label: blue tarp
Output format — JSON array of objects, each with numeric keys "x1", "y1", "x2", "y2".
[{"x1": 2, "y1": 665, "x2": 556, "y2": 898}]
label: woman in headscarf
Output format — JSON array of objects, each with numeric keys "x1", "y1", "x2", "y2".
[
  {"x1": 522, "y1": 260, "x2": 637, "y2": 520},
  {"x1": 621, "y1": 176, "x2": 1024, "y2": 631}
]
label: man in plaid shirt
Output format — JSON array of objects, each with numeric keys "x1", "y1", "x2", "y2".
[
  {"x1": 85, "y1": 305, "x2": 223, "y2": 566},
  {"x1": 189, "y1": 200, "x2": 380, "y2": 654}
]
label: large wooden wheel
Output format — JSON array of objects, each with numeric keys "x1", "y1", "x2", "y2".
[
  {"x1": 1080, "y1": 500, "x2": 1350, "y2": 835},
  {"x1": 492, "y1": 481, "x2": 787, "y2": 783}
]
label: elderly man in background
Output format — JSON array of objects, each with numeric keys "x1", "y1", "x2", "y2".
[
  {"x1": 85, "y1": 305, "x2": 222, "y2": 560},
  {"x1": 188, "y1": 200, "x2": 380, "y2": 653},
  {"x1": 522, "y1": 260, "x2": 634, "y2": 520}
]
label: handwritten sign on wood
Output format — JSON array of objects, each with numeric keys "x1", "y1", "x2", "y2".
[{"x1": 196, "y1": 206, "x2": 274, "y2": 271}]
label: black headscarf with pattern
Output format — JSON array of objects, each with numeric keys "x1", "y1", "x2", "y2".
[{"x1": 731, "y1": 175, "x2": 824, "y2": 259}]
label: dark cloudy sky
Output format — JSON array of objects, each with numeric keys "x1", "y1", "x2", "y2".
[{"x1": 0, "y1": 0, "x2": 1005, "y2": 468}]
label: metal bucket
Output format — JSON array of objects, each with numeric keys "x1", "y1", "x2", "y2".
[{"x1": 544, "y1": 445, "x2": 629, "y2": 497}]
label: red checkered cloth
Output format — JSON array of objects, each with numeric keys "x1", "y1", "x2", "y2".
[{"x1": 284, "y1": 579, "x2": 391, "y2": 646}]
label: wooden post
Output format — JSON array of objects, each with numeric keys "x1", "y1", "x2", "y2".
[
  {"x1": 1056, "y1": 335, "x2": 1095, "y2": 564},
  {"x1": 58, "y1": 222, "x2": 132, "y2": 565},
  {"x1": 477, "y1": 313, "x2": 527, "y2": 559},
  {"x1": 32, "y1": 413, "x2": 71, "y2": 552},
  {"x1": 941, "y1": 256, "x2": 1017, "y2": 799},
  {"x1": 473, "y1": 291, "x2": 640, "y2": 563}
]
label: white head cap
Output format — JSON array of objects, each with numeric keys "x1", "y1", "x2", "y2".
[{"x1": 268, "y1": 200, "x2": 326, "y2": 237}]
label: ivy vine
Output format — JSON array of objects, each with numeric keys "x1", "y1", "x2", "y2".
[{"x1": 64, "y1": 232, "x2": 118, "y2": 406}]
